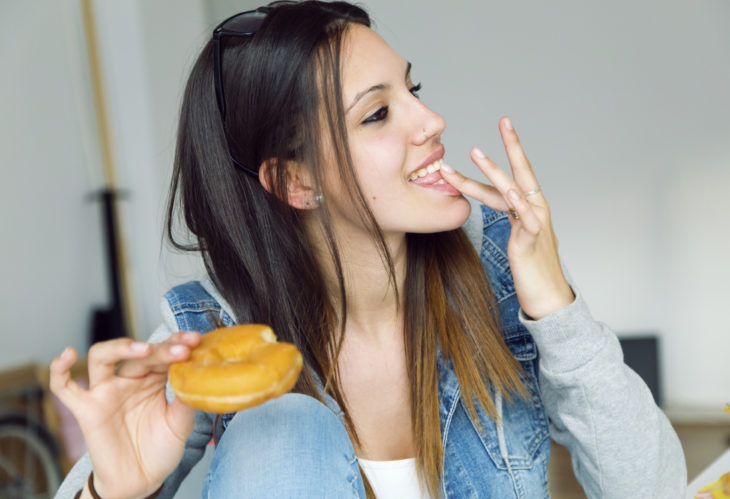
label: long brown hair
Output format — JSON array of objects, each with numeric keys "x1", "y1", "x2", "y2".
[{"x1": 166, "y1": 2, "x2": 525, "y2": 497}]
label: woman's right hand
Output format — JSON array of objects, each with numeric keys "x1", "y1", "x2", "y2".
[{"x1": 49, "y1": 331, "x2": 201, "y2": 498}]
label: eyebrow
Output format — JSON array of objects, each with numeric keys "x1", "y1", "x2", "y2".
[{"x1": 345, "y1": 62, "x2": 412, "y2": 114}]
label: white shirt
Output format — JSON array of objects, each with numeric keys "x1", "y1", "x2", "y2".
[{"x1": 358, "y1": 457, "x2": 431, "y2": 499}]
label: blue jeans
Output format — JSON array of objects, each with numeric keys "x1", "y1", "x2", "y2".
[{"x1": 202, "y1": 393, "x2": 366, "y2": 498}]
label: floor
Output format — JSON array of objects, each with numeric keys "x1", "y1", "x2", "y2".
[{"x1": 548, "y1": 423, "x2": 730, "y2": 498}]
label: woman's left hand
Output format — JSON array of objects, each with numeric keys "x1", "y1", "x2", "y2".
[{"x1": 440, "y1": 116, "x2": 574, "y2": 320}]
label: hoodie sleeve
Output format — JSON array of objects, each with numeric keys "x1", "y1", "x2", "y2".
[{"x1": 520, "y1": 283, "x2": 687, "y2": 498}]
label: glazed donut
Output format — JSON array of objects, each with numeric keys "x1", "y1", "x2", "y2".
[{"x1": 169, "y1": 324, "x2": 303, "y2": 413}]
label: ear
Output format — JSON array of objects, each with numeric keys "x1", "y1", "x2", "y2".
[{"x1": 258, "y1": 158, "x2": 319, "y2": 210}]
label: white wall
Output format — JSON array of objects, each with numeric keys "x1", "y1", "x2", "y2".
[
  {"x1": 2, "y1": 0, "x2": 727, "y2": 417},
  {"x1": 1, "y1": 0, "x2": 210, "y2": 362},
  {"x1": 361, "y1": 0, "x2": 730, "y2": 413},
  {"x1": 1, "y1": 1, "x2": 107, "y2": 366},
  {"x1": 90, "y1": 0, "x2": 209, "y2": 339}
]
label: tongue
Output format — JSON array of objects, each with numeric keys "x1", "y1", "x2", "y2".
[{"x1": 410, "y1": 171, "x2": 443, "y2": 185}]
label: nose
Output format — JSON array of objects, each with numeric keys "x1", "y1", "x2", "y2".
[{"x1": 411, "y1": 99, "x2": 446, "y2": 146}]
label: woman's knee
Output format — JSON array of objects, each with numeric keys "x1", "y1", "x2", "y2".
[
  {"x1": 223, "y1": 393, "x2": 350, "y2": 451},
  {"x1": 204, "y1": 393, "x2": 364, "y2": 497}
]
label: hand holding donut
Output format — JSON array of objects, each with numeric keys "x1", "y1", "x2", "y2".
[
  {"x1": 49, "y1": 331, "x2": 201, "y2": 498},
  {"x1": 440, "y1": 116, "x2": 575, "y2": 320}
]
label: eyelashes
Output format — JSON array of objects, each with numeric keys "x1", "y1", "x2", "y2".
[
  {"x1": 363, "y1": 106, "x2": 389, "y2": 124},
  {"x1": 361, "y1": 83, "x2": 423, "y2": 125}
]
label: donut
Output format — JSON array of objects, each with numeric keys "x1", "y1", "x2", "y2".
[{"x1": 169, "y1": 324, "x2": 303, "y2": 413}]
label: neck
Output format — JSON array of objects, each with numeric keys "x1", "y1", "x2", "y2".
[{"x1": 307, "y1": 218, "x2": 407, "y2": 339}]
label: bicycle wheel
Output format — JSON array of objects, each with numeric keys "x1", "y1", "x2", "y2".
[{"x1": 0, "y1": 415, "x2": 62, "y2": 499}]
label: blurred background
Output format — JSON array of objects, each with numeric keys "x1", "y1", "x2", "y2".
[{"x1": 1, "y1": 0, "x2": 728, "y2": 497}]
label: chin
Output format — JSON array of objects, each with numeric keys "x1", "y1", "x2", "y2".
[
  {"x1": 452, "y1": 195, "x2": 472, "y2": 224},
  {"x1": 442, "y1": 194, "x2": 472, "y2": 225},
  {"x1": 410, "y1": 195, "x2": 472, "y2": 234}
]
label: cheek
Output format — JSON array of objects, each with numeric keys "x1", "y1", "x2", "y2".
[{"x1": 350, "y1": 134, "x2": 408, "y2": 194}]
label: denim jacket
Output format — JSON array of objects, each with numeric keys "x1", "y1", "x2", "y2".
[
  {"x1": 162, "y1": 205, "x2": 550, "y2": 497},
  {"x1": 55, "y1": 203, "x2": 686, "y2": 499}
]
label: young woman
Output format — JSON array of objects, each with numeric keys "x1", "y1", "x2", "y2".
[{"x1": 51, "y1": 2, "x2": 686, "y2": 497}]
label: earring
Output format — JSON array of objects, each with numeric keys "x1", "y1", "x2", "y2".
[{"x1": 314, "y1": 194, "x2": 323, "y2": 203}]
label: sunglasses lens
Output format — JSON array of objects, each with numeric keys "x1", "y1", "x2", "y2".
[{"x1": 220, "y1": 10, "x2": 268, "y2": 35}]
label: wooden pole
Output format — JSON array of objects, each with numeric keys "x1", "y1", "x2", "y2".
[{"x1": 80, "y1": 0, "x2": 138, "y2": 340}]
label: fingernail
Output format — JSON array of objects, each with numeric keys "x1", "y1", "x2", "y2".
[
  {"x1": 182, "y1": 331, "x2": 199, "y2": 341},
  {"x1": 473, "y1": 147, "x2": 486, "y2": 159},
  {"x1": 441, "y1": 162, "x2": 455, "y2": 174},
  {"x1": 504, "y1": 117, "x2": 514, "y2": 130},
  {"x1": 130, "y1": 341, "x2": 148, "y2": 352},
  {"x1": 508, "y1": 189, "x2": 521, "y2": 202},
  {"x1": 170, "y1": 344, "x2": 187, "y2": 356},
  {"x1": 60, "y1": 347, "x2": 71, "y2": 359}
]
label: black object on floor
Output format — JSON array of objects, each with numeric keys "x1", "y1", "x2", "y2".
[{"x1": 618, "y1": 335, "x2": 662, "y2": 407}]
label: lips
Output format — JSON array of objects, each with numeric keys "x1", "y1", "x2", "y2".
[
  {"x1": 408, "y1": 144, "x2": 445, "y2": 179},
  {"x1": 406, "y1": 144, "x2": 460, "y2": 195},
  {"x1": 416, "y1": 173, "x2": 460, "y2": 195},
  {"x1": 410, "y1": 163, "x2": 461, "y2": 194}
]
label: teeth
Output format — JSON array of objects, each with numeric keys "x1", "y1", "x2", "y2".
[
  {"x1": 408, "y1": 158, "x2": 443, "y2": 181},
  {"x1": 434, "y1": 179, "x2": 446, "y2": 184}
]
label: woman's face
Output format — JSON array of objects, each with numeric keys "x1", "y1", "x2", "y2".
[{"x1": 322, "y1": 24, "x2": 471, "y2": 238}]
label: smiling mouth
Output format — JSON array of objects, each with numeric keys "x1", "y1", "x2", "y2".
[
  {"x1": 407, "y1": 157, "x2": 460, "y2": 195},
  {"x1": 408, "y1": 158, "x2": 445, "y2": 183}
]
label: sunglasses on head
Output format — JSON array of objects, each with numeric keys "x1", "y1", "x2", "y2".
[{"x1": 212, "y1": 1, "x2": 296, "y2": 176}]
